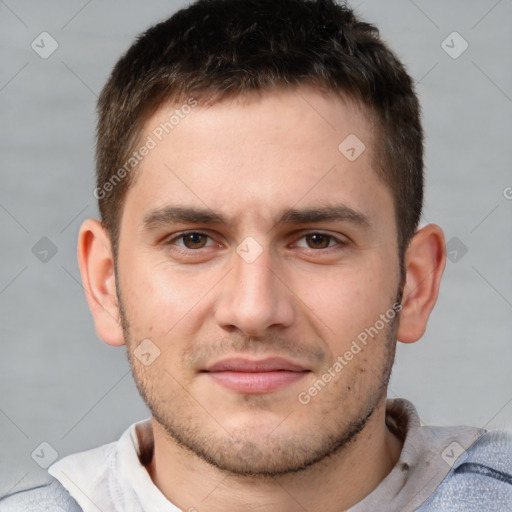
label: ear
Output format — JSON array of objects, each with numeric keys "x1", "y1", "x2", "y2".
[
  {"x1": 77, "y1": 219, "x2": 125, "y2": 346},
  {"x1": 397, "y1": 224, "x2": 446, "y2": 344}
]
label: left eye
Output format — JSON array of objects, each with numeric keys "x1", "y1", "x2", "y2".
[
  {"x1": 295, "y1": 233, "x2": 339, "y2": 249},
  {"x1": 173, "y1": 232, "x2": 213, "y2": 249}
]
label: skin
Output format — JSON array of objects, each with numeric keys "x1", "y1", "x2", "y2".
[{"x1": 78, "y1": 87, "x2": 446, "y2": 511}]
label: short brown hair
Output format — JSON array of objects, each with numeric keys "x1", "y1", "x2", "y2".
[{"x1": 95, "y1": 0, "x2": 423, "y2": 259}]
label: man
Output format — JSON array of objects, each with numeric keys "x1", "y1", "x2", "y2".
[{"x1": 1, "y1": 0, "x2": 511, "y2": 510}]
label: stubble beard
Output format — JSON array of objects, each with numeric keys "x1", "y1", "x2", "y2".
[{"x1": 118, "y1": 289, "x2": 400, "y2": 478}]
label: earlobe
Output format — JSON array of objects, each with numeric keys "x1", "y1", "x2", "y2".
[
  {"x1": 77, "y1": 219, "x2": 125, "y2": 346},
  {"x1": 397, "y1": 224, "x2": 446, "y2": 344}
]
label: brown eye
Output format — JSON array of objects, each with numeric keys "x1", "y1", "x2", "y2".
[
  {"x1": 182, "y1": 232, "x2": 208, "y2": 249},
  {"x1": 305, "y1": 233, "x2": 332, "y2": 249}
]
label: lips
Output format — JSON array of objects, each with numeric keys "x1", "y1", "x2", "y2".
[
  {"x1": 202, "y1": 357, "x2": 309, "y2": 394},
  {"x1": 205, "y1": 357, "x2": 307, "y2": 373}
]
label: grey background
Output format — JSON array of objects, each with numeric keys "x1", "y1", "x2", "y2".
[{"x1": 1, "y1": 0, "x2": 511, "y2": 496}]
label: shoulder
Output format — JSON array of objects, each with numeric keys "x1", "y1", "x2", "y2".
[
  {"x1": 419, "y1": 429, "x2": 512, "y2": 511},
  {"x1": 463, "y1": 428, "x2": 512, "y2": 471},
  {"x1": 452, "y1": 429, "x2": 512, "y2": 490},
  {"x1": 0, "y1": 476, "x2": 82, "y2": 512}
]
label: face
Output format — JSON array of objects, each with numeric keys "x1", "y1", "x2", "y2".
[{"x1": 115, "y1": 88, "x2": 402, "y2": 476}]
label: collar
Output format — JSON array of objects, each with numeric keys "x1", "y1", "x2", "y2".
[
  {"x1": 48, "y1": 399, "x2": 485, "y2": 512},
  {"x1": 350, "y1": 399, "x2": 485, "y2": 511}
]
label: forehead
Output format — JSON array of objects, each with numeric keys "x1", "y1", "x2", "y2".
[{"x1": 123, "y1": 87, "x2": 392, "y2": 230}]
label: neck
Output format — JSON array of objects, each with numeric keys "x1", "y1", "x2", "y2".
[{"x1": 144, "y1": 399, "x2": 403, "y2": 511}]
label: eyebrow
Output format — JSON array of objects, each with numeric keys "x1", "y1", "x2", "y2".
[
  {"x1": 142, "y1": 204, "x2": 371, "y2": 230},
  {"x1": 143, "y1": 207, "x2": 226, "y2": 229},
  {"x1": 276, "y1": 205, "x2": 370, "y2": 227}
]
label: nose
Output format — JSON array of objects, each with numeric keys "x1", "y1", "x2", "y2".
[{"x1": 214, "y1": 245, "x2": 295, "y2": 337}]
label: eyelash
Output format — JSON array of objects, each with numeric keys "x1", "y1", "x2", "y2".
[{"x1": 164, "y1": 230, "x2": 348, "y2": 255}]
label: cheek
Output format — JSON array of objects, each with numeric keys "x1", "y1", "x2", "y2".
[
  {"x1": 119, "y1": 257, "x2": 217, "y2": 339},
  {"x1": 290, "y1": 258, "x2": 397, "y2": 348}
]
